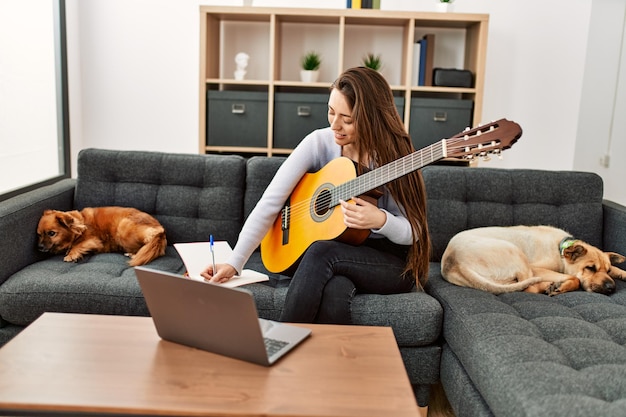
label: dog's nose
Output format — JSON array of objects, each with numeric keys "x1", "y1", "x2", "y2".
[{"x1": 603, "y1": 280, "x2": 616, "y2": 294}]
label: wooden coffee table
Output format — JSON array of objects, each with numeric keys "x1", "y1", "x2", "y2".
[{"x1": 0, "y1": 313, "x2": 420, "y2": 417}]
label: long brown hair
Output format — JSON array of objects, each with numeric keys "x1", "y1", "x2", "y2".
[{"x1": 332, "y1": 67, "x2": 431, "y2": 287}]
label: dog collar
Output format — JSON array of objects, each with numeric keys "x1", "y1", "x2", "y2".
[{"x1": 559, "y1": 236, "x2": 577, "y2": 256}]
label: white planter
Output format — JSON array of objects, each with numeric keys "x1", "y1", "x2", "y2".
[
  {"x1": 437, "y1": 3, "x2": 454, "y2": 12},
  {"x1": 300, "y1": 70, "x2": 319, "y2": 83}
]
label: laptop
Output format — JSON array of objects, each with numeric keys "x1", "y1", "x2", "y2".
[{"x1": 134, "y1": 266, "x2": 311, "y2": 366}]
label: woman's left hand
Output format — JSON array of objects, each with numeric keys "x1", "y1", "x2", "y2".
[{"x1": 340, "y1": 196, "x2": 386, "y2": 230}]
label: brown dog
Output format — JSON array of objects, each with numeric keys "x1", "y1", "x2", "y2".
[
  {"x1": 441, "y1": 225, "x2": 626, "y2": 296},
  {"x1": 37, "y1": 207, "x2": 167, "y2": 266}
]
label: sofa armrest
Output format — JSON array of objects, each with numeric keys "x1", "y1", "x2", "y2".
[
  {"x1": 603, "y1": 199, "x2": 626, "y2": 265},
  {"x1": 0, "y1": 179, "x2": 76, "y2": 285}
]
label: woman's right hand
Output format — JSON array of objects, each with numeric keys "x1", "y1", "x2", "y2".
[{"x1": 200, "y1": 263, "x2": 237, "y2": 284}]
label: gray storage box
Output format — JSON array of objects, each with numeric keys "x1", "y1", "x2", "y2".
[
  {"x1": 273, "y1": 93, "x2": 329, "y2": 149},
  {"x1": 408, "y1": 98, "x2": 473, "y2": 151},
  {"x1": 394, "y1": 96, "x2": 405, "y2": 122},
  {"x1": 273, "y1": 94, "x2": 405, "y2": 149},
  {"x1": 207, "y1": 90, "x2": 268, "y2": 147}
]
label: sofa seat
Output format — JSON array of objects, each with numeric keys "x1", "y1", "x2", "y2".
[
  {"x1": 427, "y1": 273, "x2": 626, "y2": 417},
  {"x1": 0, "y1": 250, "x2": 180, "y2": 325},
  {"x1": 0, "y1": 249, "x2": 441, "y2": 347}
]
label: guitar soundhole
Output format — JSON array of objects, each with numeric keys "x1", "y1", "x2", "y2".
[{"x1": 312, "y1": 187, "x2": 333, "y2": 222}]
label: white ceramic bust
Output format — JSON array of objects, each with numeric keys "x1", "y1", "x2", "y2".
[{"x1": 234, "y1": 52, "x2": 249, "y2": 80}]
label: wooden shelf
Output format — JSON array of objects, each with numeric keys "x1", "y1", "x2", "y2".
[{"x1": 199, "y1": 6, "x2": 489, "y2": 156}]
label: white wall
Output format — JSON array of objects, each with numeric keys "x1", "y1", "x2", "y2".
[
  {"x1": 69, "y1": 0, "x2": 199, "y2": 157},
  {"x1": 65, "y1": 0, "x2": 625, "y2": 205},
  {"x1": 575, "y1": 0, "x2": 626, "y2": 207}
]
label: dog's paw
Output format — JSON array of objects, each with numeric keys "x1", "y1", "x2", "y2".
[
  {"x1": 63, "y1": 254, "x2": 82, "y2": 263},
  {"x1": 545, "y1": 283, "x2": 561, "y2": 296},
  {"x1": 545, "y1": 277, "x2": 580, "y2": 296}
]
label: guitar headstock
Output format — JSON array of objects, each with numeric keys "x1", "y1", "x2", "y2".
[{"x1": 444, "y1": 119, "x2": 522, "y2": 161}]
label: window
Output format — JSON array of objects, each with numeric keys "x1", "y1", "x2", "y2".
[{"x1": 0, "y1": 0, "x2": 70, "y2": 202}]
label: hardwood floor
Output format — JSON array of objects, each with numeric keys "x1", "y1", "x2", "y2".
[{"x1": 422, "y1": 382, "x2": 456, "y2": 417}]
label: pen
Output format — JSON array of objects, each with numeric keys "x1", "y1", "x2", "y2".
[{"x1": 210, "y1": 234, "x2": 217, "y2": 276}]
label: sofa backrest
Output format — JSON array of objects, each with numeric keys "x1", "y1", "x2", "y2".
[
  {"x1": 74, "y1": 150, "x2": 606, "y2": 262},
  {"x1": 422, "y1": 165, "x2": 605, "y2": 261},
  {"x1": 75, "y1": 149, "x2": 247, "y2": 245},
  {"x1": 244, "y1": 156, "x2": 286, "y2": 219}
]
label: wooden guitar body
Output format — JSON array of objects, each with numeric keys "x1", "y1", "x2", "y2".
[{"x1": 261, "y1": 157, "x2": 370, "y2": 274}]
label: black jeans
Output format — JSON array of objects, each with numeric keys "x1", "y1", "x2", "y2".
[{"x1": 279, "y1": 240, "x2": 415, "y2": 324}]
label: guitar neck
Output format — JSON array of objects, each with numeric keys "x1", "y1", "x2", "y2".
[{"x1": 331, "y1": 140, "x2": 446, "y2": 205}]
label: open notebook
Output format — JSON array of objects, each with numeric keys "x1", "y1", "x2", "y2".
[{"x1": 173, "y1": 241, "x2": 268, "y2": 288}]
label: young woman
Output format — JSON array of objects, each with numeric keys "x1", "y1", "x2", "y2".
[{"x1": 201, "y1": 67, "x2": 431, "y2": 324}]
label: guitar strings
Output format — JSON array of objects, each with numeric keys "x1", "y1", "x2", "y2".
[
  {"x1": 280, "y1": 139, "x2": 465, "y2": 225},
  {"x1": 280, "y1": 136, "x2": 482, "y2": 225}
]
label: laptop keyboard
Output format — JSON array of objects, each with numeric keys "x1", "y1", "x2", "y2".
[{"x1": 264, "y1": 337, "x2": 289, "y2": 356}]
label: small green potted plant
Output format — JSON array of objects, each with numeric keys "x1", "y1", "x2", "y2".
[
  {"x1": 300, "y1": 51, "x2": 322, "y2": 83},
  {"x1": 362, "y1": 53, "x2": 383, "y2": 72}
]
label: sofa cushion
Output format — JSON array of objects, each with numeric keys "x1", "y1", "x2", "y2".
[
  {"x1": 0, "y1": 249, "x2": 185, "y2": 325},
  {"x1": 74, "y1": 149, "x2": 247, "y2": 246},
  {"x1": 0, "y1": 324, "x2": 22, "y2": 347},
  {"x1": 427, "y1": 272, "x2": 626, "y2": 417},
  {"x1": 422, "y1": 166, "x2": 604, "y2": 261}
]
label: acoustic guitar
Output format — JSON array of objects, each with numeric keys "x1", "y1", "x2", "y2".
[{"x1": 261, "y1": 118, "x2": 523, "y2": 273}]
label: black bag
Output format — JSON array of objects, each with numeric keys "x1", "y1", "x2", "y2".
[{"x1": 432, "y1": 68, "x2": 473, "y2": 88}]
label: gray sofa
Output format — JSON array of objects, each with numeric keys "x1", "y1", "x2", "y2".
[
  {"x1": 422, "y1": 166, "x2": 626, "y2": 417},
  {"x1": 0, "y1": 148, "x2": 442, "y2": 407},
  {"x1": 2, "y1": 148, "x2": 626, "y2": 416}
]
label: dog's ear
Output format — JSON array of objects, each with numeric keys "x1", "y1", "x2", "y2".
[
  {"x1": 56, "y1": 211, "x2": 87, "y2": 235},
  {"x1": 607, "y1": 253, "x2": 626, "y2": 280},
  {"x1": 563, "y1": 244, "x2": 587, "y2": 262},
  {"x1": 55, "y1": 212, "x2": 73, "y2": 228},
  {"x1": 607, "y1": 252, "x2": 626, "y2": 266}
]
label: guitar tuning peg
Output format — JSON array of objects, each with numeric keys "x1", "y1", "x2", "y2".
[{"x1": 481, "y1": 153, "x2": 491, "y2": 162}]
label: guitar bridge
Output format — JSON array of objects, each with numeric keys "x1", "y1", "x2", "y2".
[{"x1": 280, "y1": 200, "x2": 290, "y2": 245}]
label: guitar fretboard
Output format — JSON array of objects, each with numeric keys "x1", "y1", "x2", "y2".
[{"x1": 330, "y1": 140, "x2": 447, "y2": 205}]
